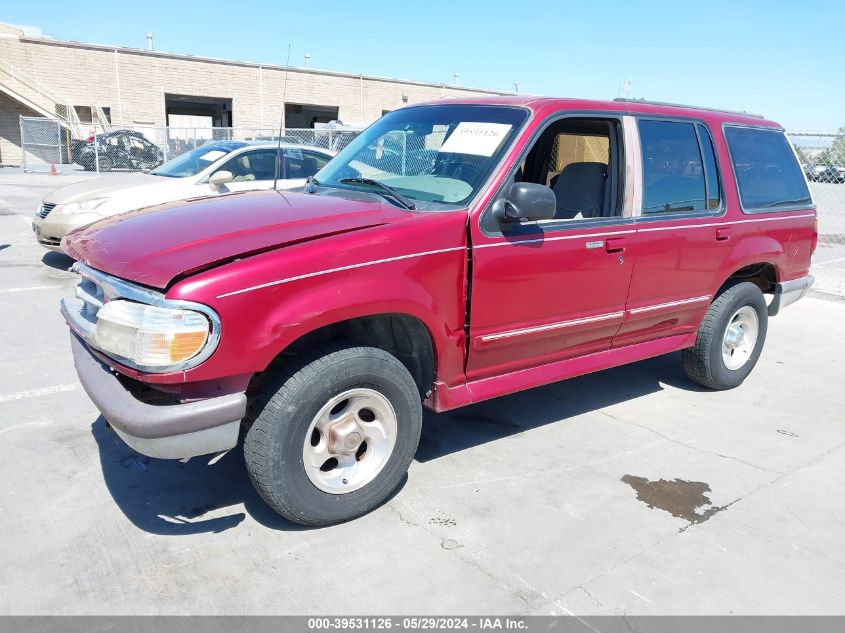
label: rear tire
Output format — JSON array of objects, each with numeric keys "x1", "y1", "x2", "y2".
[
  {"x1": 683, "y1": 282, "x2": 768, "y2": 390},
  {"x1": 244, "y1": 341, "x2": 422, "y2": 526}
]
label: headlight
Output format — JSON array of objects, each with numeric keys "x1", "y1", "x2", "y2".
[
  {"x1": 57, "y1": 198, "x2": 110, "y2": 215},
  {"x1": 94, "y1": 300, "x2": 211, "y2": 367}
]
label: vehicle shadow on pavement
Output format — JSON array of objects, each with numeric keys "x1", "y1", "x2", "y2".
[
  {"x1": 416, "y1": 351, "x2": 706, "y2": 462},
  {"x1": 41, "y1": 251, "x2": 75, "y2": 271},
  {"x1": 91, "y1": 352, "x2": 702, "y2": 534},
  {"x1": 91, "y1": 417, "x2": 314, "y2": 534}
]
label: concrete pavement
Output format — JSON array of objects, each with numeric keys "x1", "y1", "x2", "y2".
[{"x1": 0, "y1": 173, "x2": 843, "y2": 615}]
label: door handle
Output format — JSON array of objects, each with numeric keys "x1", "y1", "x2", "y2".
[
  {"x1": 605, "y1": 238, "x2": 626, "y2": 253},
  {"x1": 716, "y1": 228, "x2": 732, "y2": 241}
]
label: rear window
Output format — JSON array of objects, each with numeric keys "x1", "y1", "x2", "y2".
[{"x1": 724, "y1": 127, "x2": 812, "y2": 212}]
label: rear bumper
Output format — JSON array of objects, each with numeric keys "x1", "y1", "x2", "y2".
[
  {"x1": 69, "y1": 333, "x2": 246, "y2": 459},
  {"x1": 768, "y1": 274, "x2": 814, "y2": 316}
]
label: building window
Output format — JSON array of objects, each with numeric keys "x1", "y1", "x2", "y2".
[
  {"x1": 73, "y1": 106, "x2": 93, "y2": 123},
  {"x1": 70, "y1": 106, "x2": 111, "y2": 124}
]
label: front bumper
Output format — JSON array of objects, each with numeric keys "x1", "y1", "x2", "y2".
[
  {"x1": 69, "y1": 333, "x2": 246, "y2": 459},
  {"x1": 32, "y1": 211, "x2": 100, "y2": 252},
  {"x1": 768, "y1": 274, "x2": 814, "y2": 316}
]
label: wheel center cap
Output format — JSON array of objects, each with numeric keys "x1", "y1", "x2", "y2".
[
  {"x1": 328, "y1": 418, "x2": 364, "y2": 454},
  {"x1": 345, "y1": 431, "x2": 362, "y2": 450},
  {"x1": 725, "y1": 326, "x2": 743, "y2": 349}
]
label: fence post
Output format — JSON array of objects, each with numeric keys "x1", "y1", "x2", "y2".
[
  {"x1": 56, "y1": 120, "x2": 62, "y2": 172},
  {"x1": 19, "y1": 115, "x2": 27, "y2": 172},
  {"x1": 94, "y1": 131, "x2": 99, "y2": 174}
]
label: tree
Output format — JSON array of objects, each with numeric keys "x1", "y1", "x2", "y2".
[{"x1": 819, "y1": 126, "x2": 845, "y2": 167}]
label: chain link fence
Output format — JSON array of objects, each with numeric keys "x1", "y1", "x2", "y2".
[
  {"x1": 15, "y1": 117, "x2": 845, "y2": 298},
  {"x1": 18, "y1": 116, "x2": 360, "y2": 174},
  {"x1": 788, "y1": 132, "x2": 845, "y2": 297}
]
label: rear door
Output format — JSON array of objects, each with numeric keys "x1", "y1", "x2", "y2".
[{"x1": 614, "y1": 118, "x2": 728, "y2": 347}]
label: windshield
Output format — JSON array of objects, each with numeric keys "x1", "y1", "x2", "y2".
[
  {"x1": 316, "y1": 105, "x2": 527, "y2": 207},
  {"x1": 150, "y1": 144, "x2": 243, "y2": 177}
]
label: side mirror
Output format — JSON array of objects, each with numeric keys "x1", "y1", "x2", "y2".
[
  {"x1": 491, "y1": 182, "x2": 556, "y2": 224},
  {"x1": 209, "y1": 170, "x2": 234, "y2": 189}
]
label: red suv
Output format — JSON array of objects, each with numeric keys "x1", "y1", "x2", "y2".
[{"x1": 61, "y1": 97, "x2": 816, "y2": 525}]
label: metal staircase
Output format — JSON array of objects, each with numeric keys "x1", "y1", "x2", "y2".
[{"x1": 0, "y1": 59, "x2": 110, "y2": 137}]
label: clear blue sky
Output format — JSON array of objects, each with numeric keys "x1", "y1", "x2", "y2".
[{"x1": 3, "y1": 0, "x2": 843, "y2": 131}]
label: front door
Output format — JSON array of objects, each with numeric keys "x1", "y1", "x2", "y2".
[{"x1": 466, "y1": 116, "x2": 635, "y2": 381}]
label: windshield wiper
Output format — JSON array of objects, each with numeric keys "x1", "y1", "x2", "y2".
[{"x1": 339, "y1": 177, "x2": 416, "y2": 210}]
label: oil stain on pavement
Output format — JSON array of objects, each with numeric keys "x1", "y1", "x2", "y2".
[{"x1": 622, "y1": 475, "x2": 734, "y2": 529}]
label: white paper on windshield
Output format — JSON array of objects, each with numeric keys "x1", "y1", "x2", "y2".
[
  {"x1": 439, "y1": 122, "x2": 513, "y2": 156},
  {"x1": 200, "y1": 150, "x2": 227, "y2": 162},
  {"x1": 283, "y1": 147, "x2": 303, "y2": 159}
]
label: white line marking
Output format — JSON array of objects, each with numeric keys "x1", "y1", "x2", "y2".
[
  {"x1": 628, "y1": 589, "x2": 651, "y2": 603},
  {"x1": 637, "y1": 213, "x2": 816, "y2": 232},
  {"x1": 474, "y1": 229, "x2": 635, "y2": 249},
  {"x1": 814, "y1": 255, "x2": 845, "y2": 267},
  {"x1": 628, "y1": 295, "x2": 711, "y2": 314},
  {"x1": 0, "y1": 285, "x2": 65, "y2": 293},
  {"x1": 0, "y1": 419, "x2": 54, "y2": 435},
  {"x1": 0, "y1": 383, "x2": 81, "y2": 403},
  {"x1": 216, "y1": 246, "x2": 465, "y2": 298},
  {"x1": 480, "y1": 311, "x2": 624, "y2": 342},
  {"x1": 475, "y1": 213, "x2": 814, "y2": 248}
]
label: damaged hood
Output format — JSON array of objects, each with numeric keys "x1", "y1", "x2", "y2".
[{"x1": 63, "y1": 189, "x2": 410, "y2": 288}]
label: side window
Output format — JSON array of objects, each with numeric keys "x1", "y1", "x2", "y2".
[
  {"x1": 724, "y1": 127, "x2": 812, "y2": 212},
  {"x1": 284, "y1": 150, "x2": 330, "y2": 179},
  {"x1": 216, "y1": 150, "x2": 278, "y2": 181},
  {"x1": 696, "y1": 124, "x2": 721, "y2": 210},
  {"x1": 518, "y1": 118, "x2": 619, "y2": 221},
  {"x1": 639, "y1": 120, "x2": 707, "y2": 214}
]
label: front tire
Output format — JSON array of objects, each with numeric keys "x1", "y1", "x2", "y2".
[
  {"x1": 244, "y1": 342, "x2": 422, "y2": 526},
  {"x1": 683, "y1": 282, "x2": 768, "y2": 390}
]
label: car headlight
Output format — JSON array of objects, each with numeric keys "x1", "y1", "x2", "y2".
[
  {"x1": 57, "y1": 198, "x2": 110, "y2": 215},
  {"x1": 93, "y1": 300, "x2": 211, "y2": 367}
]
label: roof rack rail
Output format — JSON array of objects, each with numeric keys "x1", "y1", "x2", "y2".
[{"x1": 613, "y1": 97, "x2": 764, "y2": 119}]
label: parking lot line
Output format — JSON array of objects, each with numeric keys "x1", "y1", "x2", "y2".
[
  {"x1": 0, "y1": 383, "x2": 81, "y2": 403},
  {"x1": 815, "y1": 255, "x2": 845, "y2": 267},
  {"x1": 0, "y1": 285, "x2": 66, "y2": 293}
]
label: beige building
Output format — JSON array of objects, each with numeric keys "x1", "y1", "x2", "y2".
[{"x1": 0, "y1": 22, "x2": 508, "y2": 165}]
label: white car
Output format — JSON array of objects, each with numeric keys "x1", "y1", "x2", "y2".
[{"x1": 32, "y1": 141, "x2": 334, "y2": 252}]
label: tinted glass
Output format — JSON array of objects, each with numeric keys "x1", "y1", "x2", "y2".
[
  {"x1": 150, "y1": 144, "x2": 241, "y2": 177},
  {"x1": 317, "y1": 105, "x2": 528, "y2": 208},
  {"x1": 724, "y1": 127, "x2": 812, "y2": 211},
  {"x1": 217, "y1": 149, "x2": 279, "y2": 181},
  {"x1": 286, "y1": 150, "x2": 330, "y2": 179},
  {"x1": 697, "y1": 124, "x2": 721, "y2": 210},
  {"x1": 640, "y1": 120, "x2": 707, "y2": 214}
]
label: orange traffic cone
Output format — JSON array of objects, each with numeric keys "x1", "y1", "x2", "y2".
[{"x1": 49, "y1": 163, "x2": 59, "y2": 176}]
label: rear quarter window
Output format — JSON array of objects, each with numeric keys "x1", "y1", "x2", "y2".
[{"x1": 724, "y1": 126, "x2": 812, "y2": 212}]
